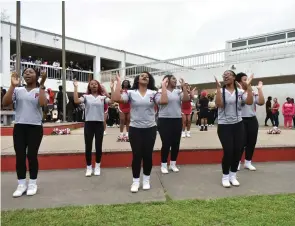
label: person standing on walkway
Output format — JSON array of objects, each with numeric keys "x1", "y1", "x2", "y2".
[
  {"x1": 265, "y1": 96, "x2": 274, "y2": 126},
  {"x1": 2, "y1": 68, "x2": 48, "y2": 197},
  {"x1": 73, "y1": 80, "x2": 111, "y2": 177},
  {"x1": 272, "y1": 98, "x2": 280, "y2": 127},
  {"x1": 282, "y1": 97, "x2": 295, "y2": 129},
  {"x1": 215, "y1": 70, "x2": 253, "y2": 188},
  {"x1": 55, "y1": 85, "x2": 69, "y2": 122},
  {"x1": 181, "y1": 84, "x2": 195, "y2": 138},
  {"x1": 117, "y1": 80, "x2": 131, "y2": 141},
  {"x1": 112, "y1": 72, "x2": 168, "y2": 193},
  {"x1": 236, "y1": 73, "x2": 265, "y2": 171},
  {"x1": 198, "y1": 90, "x2": 209, "y2": 131},
  {"x1": 155, "y1": 75, "x2": 190, "y2": 174}
]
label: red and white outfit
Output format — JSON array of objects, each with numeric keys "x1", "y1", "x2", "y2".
[
  {"x1": 181, "y1": 97, "x2": 192, "y2": 115},
  {"x1": 282, "y1": 102, "x2": 295, "y2": 128},
  {"x1": 118, "y1": 90, "x2": 131, "y2": 113}
]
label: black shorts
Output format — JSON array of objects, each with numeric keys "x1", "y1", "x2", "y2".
[{"x1": 199, "y1": 108, "x2": 209, "y2": 118}]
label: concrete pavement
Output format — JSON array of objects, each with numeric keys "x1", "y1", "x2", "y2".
[
  {"x1": 2, "y1": 127, "x2": 295, "y2": 155},
  {"x1": 1, "y1": 162, "x2": 295, "y2": 210}
]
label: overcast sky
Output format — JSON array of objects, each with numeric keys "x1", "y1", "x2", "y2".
[{"x1": 1, "y1": 0, "x2": 295, "y2": 59}]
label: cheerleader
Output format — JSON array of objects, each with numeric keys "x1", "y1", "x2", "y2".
[
  {"x1": 73, "y1": 80, "x2": 111, "y2": 177},
  {"x1": 215, "y1": 70, "x2": 253, "y2": 188},
  {"x1": 2, "y1": 68, "x2": 48, "y2": 197},
  {"x1": 155, "y1": 75, "x2": 190, "y2": 173},
  {"x1": 112, "y1": 72, "x2": 168, "y2": 193},
  {"x1": 118, "y1": 80, "x2": 131, "y2": 141},
  {"x1": 236, "y1": 73, "x2": 265, "y2": 171},
  {"x1": 181, "y1": 84, "x2": 196, "y2": 138}
]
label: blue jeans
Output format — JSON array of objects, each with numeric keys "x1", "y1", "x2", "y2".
[{"x1": 273, "y1": 112, "x2": 279, "y2": 127}]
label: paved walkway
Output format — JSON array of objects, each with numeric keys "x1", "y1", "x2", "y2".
[
  {"x1": 2, "y1": 127, "x2": 295, "y2": 155},
  {"x1": 1, "y1": 162, "x2": 295, "y2": 210}
]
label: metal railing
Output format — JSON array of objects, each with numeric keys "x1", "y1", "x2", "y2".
[
  {"x1": 10, "y1": 61, "x2": 93, "y2": 83},
  {"x1": 100, "y1": 37, "x2": 295, "y2": 81}
]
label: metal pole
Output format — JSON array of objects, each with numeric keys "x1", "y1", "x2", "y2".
[
  {"x1": 16, "y1": 1, "x2": 21, "y2": 82},
  {"x1": 62, "y1": 1, "x2": 66, "y2": 122}
]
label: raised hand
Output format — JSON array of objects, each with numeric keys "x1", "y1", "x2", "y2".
[
  {"x1": 257, "y1": 81, "x2": 263, "y2": 90},
  {"x1": 162, "y1": 78, "x2": 169, "y2": 88},
  {"x1": 110, "y1": 78, "x2": 115, "y2": 90},
  {"x1": 40, "y1": 70, "x2": 47, "y2": 85},
  {"x1": 179, "y1": 78, "x2": 185, "y2": 88},
  {"x1": 73, "y1": 79, "x2": 78, "y2": 88},
  {"x1": 191, "y1": 87, "x2": 197, "y2": 96},
  {"x1": 235, "y1": 81, "x2": 243, "y2": 90},
  {"x1": 11, "y1": 72, "x2": 20, "y2": 87},
  {"x1": 241, "y1": 74, "x2": 254, "y2": 90},
  {"x1": 214, "y1": 76, "x2": 221, "y2": 89}
]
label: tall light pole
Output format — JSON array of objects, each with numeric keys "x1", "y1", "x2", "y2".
[
  {"x1": 16, "y1": 1, "x2": 21, "y2": 80},
  {"x1": 62, "y1": 1, "x2": 67, "y2": 122}
]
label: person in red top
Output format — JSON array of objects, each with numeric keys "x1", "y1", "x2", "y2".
[
  {"x1": 282, "y1": 97, "x2": 295, "y2": 128},
  {"x1": 47, "y1": 88, "x2": 55, "y2": 104},
  {"x1": 117, "y1": 80, "x2": 131, "y2": 141},
  {"x1": 272, "y1": 98, "x2": 280, "y2": 127},
  {"x1": 181, "y1": 85, "x2": 196, "y2": 138}
]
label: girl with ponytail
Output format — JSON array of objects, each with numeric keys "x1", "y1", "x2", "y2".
[{"x1": 215, "y1": 70, "x2": 253, "y2": 188}]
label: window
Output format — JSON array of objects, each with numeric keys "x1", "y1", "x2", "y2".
[
  {"x1": 232, "y1": 41, "x2": 247, "y2": 48},
  {"x1": 248, "y1": 37, "x2": 266, "y2": 45},
  {"x1": 267, "y1": 34, "x2": 285, "y2": 42},
  {"x1": 287, "y1": 32, "x2": 295, "y2": 38}
]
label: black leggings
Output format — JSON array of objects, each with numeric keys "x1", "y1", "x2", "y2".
[
  {"x1": 241, "y1": 117, "x2": 259, "y2": 161},
  {"x1": 158, "y1": 118, "x2": 182, "y2": 163},
  {"x1": 217, "y1": 121, "x2": 244, "y2": 174},
  {"x1": 13, "y1": 124, "x2": 43, "y2": 180},
  {"x1": 129, "y1": 126, "x2": 157, "y2": 178},
  {"x1": 84, "y1": 121, "x2": 104, "y2": 166},
  {"x1": 265, "y1": 112, "x2": 274, "y2": 126}
]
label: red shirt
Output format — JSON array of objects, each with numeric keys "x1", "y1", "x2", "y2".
[
  {"x1": 272, "y1": 103, "x2": 280, "y2": 114},
  {"x1": 118, "y1": 89, "x2": 131, "y2": 113}
]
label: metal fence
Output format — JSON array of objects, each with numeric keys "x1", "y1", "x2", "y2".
[
  {"x1": 10, "y1": 61, "x2": 93, "y2": 83},
  {"x1": 100, "y1": 37, "x2": 295, "y2": 82}
]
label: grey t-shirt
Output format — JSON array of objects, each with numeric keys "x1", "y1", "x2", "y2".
[
  {"x1": 218, "y1": 88, "x2": 247, "y2": 124},
  {"x1": 155, "y1": 88, "x2": 183, "y2": 118},
  {"x1": 122, "y1": 89, "x2": 157, "y2": 128},
  {"x1": 13, "y1": 87, "x2": 47, "y2": 125},
  {"x1": 79, "y1": 94, "x2": 111, "y2": 122},
  {"x1": 241, "y1": 92, "x2": 259, "y2": 117}
]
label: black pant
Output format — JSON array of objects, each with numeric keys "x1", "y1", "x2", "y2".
[
  {"x1": 57, "y1": 105, "x2": 63, "y2": 121},
  {"x1": 217, "y1": 121, "x2": 244, "y2": 174},
  {"x1": 84, "y1": 121, "x2": 104, "y2": 166},
  {"x1": 273, "y1": 112, "x2": 279, "y2": 127},
  {"x1": 293, "y1": 116, "x2": 295, "y2": 128},
  {"x1": 158, "y1": 118, "x2": 182, "y2": 163},
  {"x1": 129, "y1": 126, "x2": 157, "y2": 178},
  {"x1": 241, "y1": 117, "x2": 259, "y2": 161},
  {"x1": 265, "y1": 111, "x2": 274, "y2": 126},
  {"x1": 13, "y1": 124, "x2": 43, "y2": 180},
  {"x1": 208, "y1": 110, "x2": 215, "y2": 125}
]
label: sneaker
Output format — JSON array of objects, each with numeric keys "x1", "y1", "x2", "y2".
[
  {"x1": 222, "y1": 175, "x2": 231, "y2": 188},
  {"x1": 229, "y1": 172, "x2": 240, "y2": 186},
  {"x1": 26, "y1": 184, "x2": 38, "y2": 196},
  {"x1": 204, "y1": 126, "x2": 208, "y2": 131},
  {"x1": 186, "y1": 131, "x2": 191, "y2": 138},
  {"x1": 94, "y1": 166, "x2": 101, "y2": 176},
  {"x1": 169, "y1": 162, "x2": 179, "y2": 172},
  {"x1": 244, "y1": 161, "x2": 256, "y2": 171},
  {"x1": 200, "y1": 126, "x2": 204, "y2": 131},
  {"x1": 161, "y1": 163, "x2": 169, "y2": 174},
  {"x1": 142, "y1": 175, "x2": 151, "y2": 190},
  {"x1": 181, "y1": 131, "x2": 186, "y2": 138},
  {"x1": 85, "y1": 168, "x2": 92, "y2": 177},
  {"x1": 237, "y1": 162, "x2": 241, "y2": 171},
  {"x1": 130, "y1": 182, "x2": 140, "y2": 193},
  {"x1": 104, "y1": 131, "x2": 107, "y2": 136},
  {"x1": 13, "y1": 184, "x2": 27, "y2": 198}
]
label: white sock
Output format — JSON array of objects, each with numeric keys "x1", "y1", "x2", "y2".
[
  {"x1": 125, "y1": 132, "x2": 129, "y2": 137},
  {"x1": 133, "y1": 178, "x2": 140, "y2": 183},
  {"x1": 187, "y1": 131, "x2": 190, "y2": 134},
  {"x1": 18, "y1": 179, "x2": 26, "y2": 185},
  {"x1": 143, "y1": 174, "x2": 150, "y2": 181},
  {"x1": 222, "y1": 174, "x2": 229, "y2": 180},
  {"x1": 161, "y1": 162, "x2": 168, "y2": 168},
  {"x1": 29, "y1": 179, "x2": 37, "y2": 185},
  {"x1": 87, "y1": 165, "x2": 92, "y2": 170},
  {"x1": 245, "y1": 160, "x2": 251, "y2": 165},
  {"x1": 229, "y1": 171, "x2": 236, "y2": 178},
  {"x1": 95, "y1": 162, "x2": 100, "y2": 168},
  {"x1": 120, "y1": 132, "x2": 123, "y2": 136},
  {"x1": 170, "y1": 161, "x2": 176, "y2": 166}
]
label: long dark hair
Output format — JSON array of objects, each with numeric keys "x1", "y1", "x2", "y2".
[
  {"x1": 131, "y1": 71, "x2": 157, "y2": 91},
  {"x1": 86, "y1": 80, "x2": 103, "y2": 95},
  {"x1": 222, "y1": 70, "x2": 238, "y2": 118},
  {"x1": 121, "y1": 80, "x2": 131, "y2": 89},
  {"x1": 22, "y1": 67, "x2": 40, "y2": 87},
  {"x1": 235, "y1": 72, "x2": 247, "y2": 83}
]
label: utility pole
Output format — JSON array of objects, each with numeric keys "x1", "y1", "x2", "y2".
[
  {"x1": 16, "y1": 1, "x2": 21, "y2": 82},
  {"x1": 62, "y1": 1, "x2": 67, "y2": 122}
]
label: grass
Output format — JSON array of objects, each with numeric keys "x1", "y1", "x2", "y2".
[{"x1": 2, "y1": 194, "x2": 295, "y2": 226}]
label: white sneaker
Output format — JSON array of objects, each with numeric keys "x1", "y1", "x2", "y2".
[
  {"x1": 181, "y1": 131, "x2": 186, "y2": 138},
  {"x1": 13, "y1": 184, "x2": 27, "y2": 198},
  {"x1": 26, "y1": 184, "x2": 38, "y2": 196},
  {"x1": 244, "y1": 161, "x2": 256, "y2": 171},
  {"x1": 161, "y1": 163, "x2": 169, "y2": 174},
  {"x1": 222, "y1": 174, "x2": 231, "y2": 188},
  {"x1": 237, "y1": 162, "x2": 241, "y2": 171},
  {"x1": 229, "y1": 172, "x2": 240, "y2": 186},
  {"x1": 104, "y1": 131, "x2": 107, "y2": 136},
  {"x1": 186, "y1": 131, "x2": 191, "y2": 138},
  {"x1": 169, "y1": 162, "x2": 179, "y2": 172},
  {"x1": 130, "y1": 181, "x2": 140, "y2": 193},
  {"x1": 142, "y1": 175, "x2": 151, "y2": 190},
  {"x1": 94, "y1": 166, "x2": 101, "y2": 176},
  {"x1": 85, "y1": 168, "x2": 92, "y2": 177}
]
